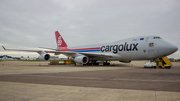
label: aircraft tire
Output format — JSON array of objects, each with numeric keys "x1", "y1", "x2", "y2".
[
  {"x1": 167, "y1": 66, "x2": 171, "y2": 69},
  {"x1": 93, "y1": 63, "x2": 99, "y2": 65},
  {"x1": 103, "y1": 62, "x2": 110, "y2": 65}
]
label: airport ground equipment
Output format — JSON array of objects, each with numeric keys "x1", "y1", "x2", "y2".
[
  {"x1": 49, "y1": 61, "x2": 59, "y2": 65},
  {"x1": 156, "y1": 56, "x2": 172, "y2": 69},
  {"x1": 64, "y1": 58, "x2": 74, "y2": 64},
  {"x1": 144, "y1": 61, "x2": 156, "y2": 68}
]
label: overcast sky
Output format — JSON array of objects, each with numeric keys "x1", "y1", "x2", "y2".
[{"x1": 0, "y1": 0, "x2": 180, "y2": 58}]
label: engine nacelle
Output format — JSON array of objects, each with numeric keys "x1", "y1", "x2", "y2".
[
  {"x1": 119, "y1": 60, "x2": 131, "y2": 63},
  {"x1": 74, "y1": 56, "x2": 89, "y2": 64},
  {"x1": 38, "y1": 53, "x2": 50, "y2": 61}
]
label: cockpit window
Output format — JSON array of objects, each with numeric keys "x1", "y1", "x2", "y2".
[{"x1": 153, "y1": 37, "x2": 161, "y2": 39}]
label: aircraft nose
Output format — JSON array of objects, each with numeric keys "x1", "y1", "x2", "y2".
[
  {"x1": 161, "y1": 41, "x2": 178, "y2": 55},
  {"x1": 171, "y1": 44, "x2": 178, "y2": 52}
]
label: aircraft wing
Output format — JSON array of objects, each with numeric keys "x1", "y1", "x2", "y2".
[
  {"x1": 78, "y1": 52, "x2": 120, "y2": 58},
  {"x1": 38, "y1": 47, "x2": 57, "y2": 50},
  {"x1": 44, "y1": 51, "x2": 121, "y2": 58},
  {"x1": 2, "y1": 46, "x2": 120, "y2": 58},
  {"x1": 2, "y1": 46, "x2": 56, "y2": 55}
]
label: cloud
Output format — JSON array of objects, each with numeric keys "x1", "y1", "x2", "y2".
[{"x1": 0, "y1": 0, "x2": 179, "y2": 58}]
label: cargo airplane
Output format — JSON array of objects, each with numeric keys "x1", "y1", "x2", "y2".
[{"x1": 2, "y1": 31, "x2": 178, "y2": 65}]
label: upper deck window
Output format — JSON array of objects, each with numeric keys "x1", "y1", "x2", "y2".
[{"x1": 153, "y1": 37, "x2": 161, "y2": 39}]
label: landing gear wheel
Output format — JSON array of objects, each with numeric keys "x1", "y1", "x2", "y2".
[
  {"x1": 103, "y1": 61, "x2": 110, "y2": 65},
  {"x1": 159, "y1": 66, "x2": 162, "y2": 69},
  {"x1": 92, "y1": 61, "x2": 99, "y2": 65},
  {"x1": 166, "y1": 66, "x2": 171, "y2": 69},
  {"x1": 103, "y1": 62, "x2": 110, "y2": 65}
]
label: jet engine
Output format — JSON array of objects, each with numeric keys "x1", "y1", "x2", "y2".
[
  {"x1": 38, "y1": 53, "x2": 50, "y2": 61},
  {"x1": 119, "y1": 60, "x2": 131, "y2": 63},
  {"x1": 74, "y1": 56, "x2": 89, "y2": 64}
]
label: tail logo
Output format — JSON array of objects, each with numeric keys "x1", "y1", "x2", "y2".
[
  {"x1": 55, "y1": 31, "x2": 68, "y2": 47},
  {"x1": 57, "y1": 36, "x2": 62, "y2": 46}
]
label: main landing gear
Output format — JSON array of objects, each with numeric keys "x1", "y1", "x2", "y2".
[{"x1": 83, "y1": 61, "x2": 111, "y2": 66}]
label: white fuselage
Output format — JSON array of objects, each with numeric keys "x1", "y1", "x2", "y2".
[{"x1": 65, "y1": 35, "x2": 177, "y2": 61}]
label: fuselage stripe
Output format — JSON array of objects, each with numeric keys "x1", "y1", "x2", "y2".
[
  {"x1": 60, "y1": 47, "x2": 101, "y2": 51},
  {"x1": 70, "y1": 49, "x2": 101, "y2": 52}
]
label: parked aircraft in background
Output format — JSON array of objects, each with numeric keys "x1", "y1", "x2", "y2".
[
  {"x1": 0, "y1": 55, "x2": 14, "y2": 60},
  {"x1": 2, "y1": 31, "x2": 178, "y2": 65}
]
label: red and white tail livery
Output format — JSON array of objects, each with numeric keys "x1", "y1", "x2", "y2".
[{"x1": 55, "y1": 31, "x2": 68, "y2": 50}]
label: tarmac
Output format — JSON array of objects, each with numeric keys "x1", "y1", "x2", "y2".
[{"x1": 0, "y1": 61, "x2": 180, "y2": 101}]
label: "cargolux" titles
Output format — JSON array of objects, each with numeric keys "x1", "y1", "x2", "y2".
[{"x1": 101, "y1": 42, "x2": 138, "y2": 53}]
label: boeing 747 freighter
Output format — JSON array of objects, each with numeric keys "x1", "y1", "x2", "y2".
[{"x1": 2, "y1": 31, "x2": 178, "y2": 66}]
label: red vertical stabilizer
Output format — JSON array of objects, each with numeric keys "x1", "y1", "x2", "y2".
[{"x1": 55, "y1": 31, "x2": 68, "y2": 50}]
